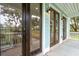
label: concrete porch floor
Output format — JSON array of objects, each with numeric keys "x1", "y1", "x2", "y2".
[{"x1": 45, "y1": 39, "x2": 79, "y2": 56}]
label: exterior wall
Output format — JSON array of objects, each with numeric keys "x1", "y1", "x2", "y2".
[
  {"x1": 49, "y1": 3, "x2": 70, "y2": 41},
  {"x1": 49, "y1": 4, "x2": 67, "y2": 43},
  {"x1": 42, "y1": 3, "x2": 70, "y2": 55},
  {"x1": 42, "y1": 3, "x2": 50, "y2": 55}
]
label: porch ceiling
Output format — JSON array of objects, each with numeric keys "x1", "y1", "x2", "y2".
[{"x1": 53, "y1": 3, "x2": 79, "y2": 17}]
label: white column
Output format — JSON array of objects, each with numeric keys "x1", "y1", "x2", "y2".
[
  {"x1": 66, "y1": 17, "x2": 70, "y2": 39},
  {"x1": 59, "y1": 14, "x2": 63, "y2": 44}
]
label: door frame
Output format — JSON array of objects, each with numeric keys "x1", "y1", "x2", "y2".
[
  {"x1": 22, "y1": 3, "x2": 30, "y2": 56},
  {"x1": 30, "y1": 3, "x2": 42, "y2": 55},
  {"x1": 22, "y1": 3, "x2": 42, "y2": 56},
  {"x1": 48, "y1": 7, "x2": 60, "y2": 47},
  {"x1": 54, "y1": 11, "x2": 60, "y2": 44},
  {"x1": 62, "y1": 16, "x2": 67, "y2": 40}
]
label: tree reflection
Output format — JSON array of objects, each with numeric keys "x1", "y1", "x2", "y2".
[{"x1": 0, "y1": 5, "x2": 22, "y2": 48}]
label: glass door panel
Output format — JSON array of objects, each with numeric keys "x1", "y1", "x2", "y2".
[
  {"x1": 55, "y1": 13, "x2": 59, "y2": 43},
  {"x1": 30, "y1": 3, "x2": 41, "y2": 53},
  {"x1": 50, "y1": 11, "x2": 54, "y2": 47},
  {"x1": 63, "y1": 17, "x2": 67, "y2": 40},
  {"x1": 50, "y1": 10, "x2": 59, "y2": 47},
  {"x1": 0, "y1": 4, "x2": 22, "y2": 56}
]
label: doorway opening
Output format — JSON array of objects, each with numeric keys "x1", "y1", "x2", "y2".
[
  {"x1": 50, "y1": 8, "x2": 59, "y2": 47},
  {"x1": 62, "y1": 17, "x2": 67, "y2": 40}
]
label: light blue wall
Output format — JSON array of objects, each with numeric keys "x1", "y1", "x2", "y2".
[
  {"x1": 45, "y1": 13, "x2": 50, "y2": 48},
  {"x1": 42, "y1": 3, "x2": 50, "y2": 54},
  {"x1": 42, "y1": 3, "x2": 69, "y2": 54}
]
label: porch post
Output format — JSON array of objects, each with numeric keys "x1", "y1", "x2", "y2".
[
  {"x1": 67, "y1": 17, "x2": 70, "y2": 39},
  {"x1": 59, "y1": 14, "x2": 63, "y2": 44}
]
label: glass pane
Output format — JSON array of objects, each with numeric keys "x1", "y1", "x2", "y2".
[
  {"x1": 63, "y1": 18, "x2": 67, "y2": 40},
  {"x1": 50, "y1": 11, "x2": 54, "y2": 46},
  {"x1": 30, "y1": 4, "x2": 41, "y2": 52},
  {"x1": 0, "y1": 4, "x2": 22, "y2": 56},
  {"x1": 56, "y1": 13, "x2": 59, "y2": 43}
]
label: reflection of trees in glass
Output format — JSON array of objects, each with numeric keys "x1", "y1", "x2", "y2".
[
  {"x1": 0, "y1": 24, "x2": 5, "y2": 42},
  {"x1": 70, "y1": 17, "x2": 79, "y2": 32},
  {"x1": 50, "y1": 20, "x2": 53, "y2": 32},
  {"x1": 32, "y1": 18, "x2": 40, "y2": 31},
  {"x1": 31, "y1": 18, "x2": 40, "y2": 39},
  {"x1": 4, "y1": 13, "x2": 22, "y2": 32},
  {"x1": 0, "y1": 5, "x2": 22, "y2": 46},
  {"x1": 56, "y1": 14, "x2": 58, "y2": 32},
  {"x1": 50, "y1": 12, "x2": 54, "y2": 33}
]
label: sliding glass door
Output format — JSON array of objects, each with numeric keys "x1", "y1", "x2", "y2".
[
  {"x1": 30, "y1": 3, "x2": 42, "y2": 55},
  {"x1": 50, "y1": 8, "x2": 59, "y2": 47},
  {"x1": 50, "y1": 10, "x2": 54, "y2": 47},
  {"x1": 0, "y1": 3, "x2": 42, "y2": 56},
  {"x1": 55, "y1": 12, "x2": 59, "y2": 43},
  {"x1": 62, "y1": 17, "x2": 67, "y2": 40}
]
